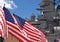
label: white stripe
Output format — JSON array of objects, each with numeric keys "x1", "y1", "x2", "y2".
[{"x1": 12, "y1": 15, "x2": 19, "y2": 26}]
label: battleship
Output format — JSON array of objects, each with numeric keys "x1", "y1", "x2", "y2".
[{"x1": 27, "y1": 0, "x2": 60, "y2": 42}]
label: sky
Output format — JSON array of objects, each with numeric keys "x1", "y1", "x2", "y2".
[
  {"x1": 0, "y1": 0, "x2": 60, "y2": 19},
  {"x1": 11, "y1": 0, "x2": 42, "y2": 19}
]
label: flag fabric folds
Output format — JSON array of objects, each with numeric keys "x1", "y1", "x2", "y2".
[
  {"x1": 3, "y1": 7, "x2": 48, "y2": 42},
  {"x1": 0, "y1": 8, "x2": 8, "y2": 39},
  {"x1": 13, "y1": 14, "x2": 47, "y2": 42},
  {"x1": 3, "y1": 7, "x2": 32, "y2": 42}
]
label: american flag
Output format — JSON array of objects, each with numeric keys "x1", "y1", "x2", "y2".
[
  {"x1": 0, "y1": 8, "x2": 8, "y2": 39},
  {"x1": 13, "y1": 14, "x2": 47, "y2": 42},
  {"x1": 3, "y1": 7, "x2": 32, "y2": 42},
  {"x1": 3, "y1": 7, "x2": 48, "y2": 42}
]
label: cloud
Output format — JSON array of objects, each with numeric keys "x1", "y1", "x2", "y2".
[{"x1": 0, "y1": 0, "x2": 17, "y2": 9}]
